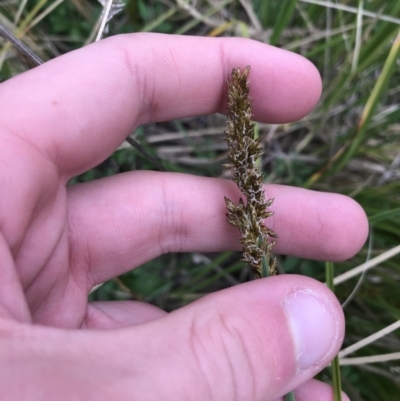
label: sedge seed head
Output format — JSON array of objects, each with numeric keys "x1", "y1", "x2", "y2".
[{"x1": 224, "y1": 66, "x2": 277, "y2": 278}]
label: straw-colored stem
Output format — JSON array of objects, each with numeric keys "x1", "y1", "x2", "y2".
[{"x1": 96, "y1": 0, "x2": 114, "y2": 41}]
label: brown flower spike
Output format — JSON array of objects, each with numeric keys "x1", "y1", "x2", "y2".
[{"x1": 224, "y1": 66, "x2": 278, "y2": 279}]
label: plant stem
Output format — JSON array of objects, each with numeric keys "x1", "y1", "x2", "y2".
[
  {"x1": 0, "y1": 24, "x2": 43, "y2": 67},
  {"x1": 285, "y1": 391, "x2": 296, "y2": 401},
  {"x1": 96, "y1": 0, "x2": 114, "y2": 41},
  {"x1": 125, "y1": 136, "x2": 167, "y2": 172},
  {"x1": 325, "y1": 261, "x2": 343, "y2": 401}
]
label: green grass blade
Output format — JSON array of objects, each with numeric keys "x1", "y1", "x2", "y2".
[
  {"x1": 306, "y1": 28, "x2": 400, "y2": 186},
  {"x1": 339, "y1": 29, "x2": 400, "y2": 169},
  {"x1": 285, "y1": 391, "x2": 296, "y2": 401},
  {"x1": 140, "y1": 7, "x2": 177, "y2": 32},
  {"x1": 326, "y1": 261, "x2": 342, "y2": 401},
  {"x1": 369, "y1": 207, "x2": 400, "y2": 224},
  {"x1": 357, "y1": 3, "x2": 400, "y2": 72},
  {"x1": 351, "y1": 0, "x2": 363, "y2": 73},
  {"x1": 270, "y1": 0, "x2": 298, "y2": 46}
]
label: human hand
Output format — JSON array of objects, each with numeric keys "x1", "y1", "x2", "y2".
[{"x1": 0, "y1": 34, "x2": 368, "y2": 400}]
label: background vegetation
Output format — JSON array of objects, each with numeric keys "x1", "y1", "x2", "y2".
[{"x1": 1, "y1": 0, "x2": 400, "y2": 399}]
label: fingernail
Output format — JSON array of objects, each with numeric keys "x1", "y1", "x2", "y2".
[{"x1": 284, "y1": 290, "x2": 338, "y2": 370}]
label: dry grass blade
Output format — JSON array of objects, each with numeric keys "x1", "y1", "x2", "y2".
[
  {"x1": 333, "y1": 245, "x2": 400, "y2": 286},
  {"x1": 340, "y1": 352, "x2": 400, "y2": 366},
  {"x1": 96, "y1": 0, "x2": 125, "y2": 41},
  {"x1": 14, "y1": 0, "x2": 28, "y2": 25},
  {"x1": 98, "y1": 0, "x2": 125, "y2": 24},
  {"x1": 238, "y1": 0, "x2": 262, "y2": 31},
  {"x1": 0, "y1": 23, "x2": 43, "y2": 66},
  {"x1": 339, "y1": 320, "x2": 400, "y2": 358}
]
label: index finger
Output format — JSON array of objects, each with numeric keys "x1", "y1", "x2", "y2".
[{"x1": 0, "y1": 33, "x2": 322, "y2": 178}]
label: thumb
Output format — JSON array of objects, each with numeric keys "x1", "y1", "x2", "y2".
[{"x1": 110, "y1": 274, "x2": 344, "y2": 401}]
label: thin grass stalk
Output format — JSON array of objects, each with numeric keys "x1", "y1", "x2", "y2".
[
  {"x1": 351, "y1": 0, "x2": 363, "y2": 72},
  {"x1": 125, "y1": 136, "x2": 167, "y2": 172},
  {"x1": 322, "y1": 3, "x2": 332, "y2": 88},
  {"x1": 325, "y1": 261, "x2": 342, "y2": 401},
  {"x1": 341, "y1": 227, "x2": 372, "y2": 309}
]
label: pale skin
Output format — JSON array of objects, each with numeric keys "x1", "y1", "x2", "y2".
[{"x1": 0, "y1": 34, "x2": 368, "y2": 400}]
